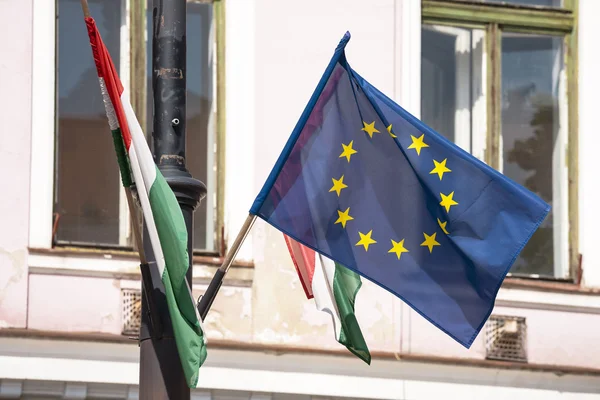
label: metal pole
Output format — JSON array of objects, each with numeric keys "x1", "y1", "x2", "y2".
[
  {"x1": 139, "y1": 0, "x2": 206, "y2": 398},
  {"x1": 197, "y1": 214, "x2": 256, "y2": 320}
]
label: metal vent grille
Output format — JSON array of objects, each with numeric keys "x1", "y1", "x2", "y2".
[
  {"x1": 121, "y1": 289, "x2": 142, "y2": 336},
  {"x1": 485, "y1": 315, "x2": 527, "y2": 362}
]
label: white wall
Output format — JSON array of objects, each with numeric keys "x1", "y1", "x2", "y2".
[
  {"x1": 0, "y1": 0, "x2": 33, "y2": 328},
  {"x1": 578, "y1": 0, "x2": 600, "y2": 287}
]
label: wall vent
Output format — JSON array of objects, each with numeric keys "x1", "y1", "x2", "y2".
[
  {"x1": 485, "y1": 315, "x2": 527, "y2": 362},
  {"x1": 121, "y1": 289, "x2": 142, "y2": 336}
]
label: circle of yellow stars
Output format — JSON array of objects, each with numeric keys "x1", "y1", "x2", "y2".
[{"x1": 328, "y1": 120, "x2": 459, "y2": 259}]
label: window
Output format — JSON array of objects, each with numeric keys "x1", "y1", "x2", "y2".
[
  {"x1": 54, "y1": 0, "x2": 220, "y2": 252},
  {"x1": 421, "y1": 0, "x2": 577, "y2": 279},
  {"x1": 421, "y1": 25, "x2": 487, "y2": 158}
]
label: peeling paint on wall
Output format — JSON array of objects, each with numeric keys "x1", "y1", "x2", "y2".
[
  {"x1": 0, "y1": 248, "x2": 26, "y2": 305},
  {"x1": 204, "y1": 310, "x2": 236, "y2": 339},
  {"x1": 254, "y1": 327, "x2": 302, "y2": 344}
]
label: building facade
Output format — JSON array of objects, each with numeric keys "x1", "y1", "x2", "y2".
[{"x1": 1, "y1": 0, "x2": 600, "y2": 398}]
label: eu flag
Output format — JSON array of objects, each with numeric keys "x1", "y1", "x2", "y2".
[{"x1": 250, "y1": 32, "x2": 550, "y2": 348}]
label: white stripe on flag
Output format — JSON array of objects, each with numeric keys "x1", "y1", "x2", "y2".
[
  {"x1": 120, "y1": 91, "x2": 166, "y2": 278},
  {"x1": 98, "y1": 78, "x2": 119, "y2": 131},
  {"x1": 121, "y1": 91, "x2": 157, "y2": 191},
  {"x1": 286, "y1": 237, "x2": 343, "y2": 342},
  {"x1": 314, "y1": 254, "x2": 342, "y2": 341}
]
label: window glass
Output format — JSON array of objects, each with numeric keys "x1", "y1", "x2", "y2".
[
  {"x1": 421, "y1": 25, "x2": 486, "y2": 156},
  {"x1": 501, "y1": 33, "x2": 565, "y2": 276},
  {"x1": 55, "y1": 0, "x2": 123, "y2": 245}
]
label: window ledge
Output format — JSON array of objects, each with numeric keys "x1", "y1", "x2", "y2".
[
  {"x1": 496, "y1": 284, "x2": 600, "y2": 315},
  {"x1": 30, "y1": 246, "x2": 254, "y2": 267},
  {"x1": 503, "y1": 276, "x2": 600, "y2": 295},
  {"x1": 27, "y1": 247, "x2": 254, "y2": 287}
]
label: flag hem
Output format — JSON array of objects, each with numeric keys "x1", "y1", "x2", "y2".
[{"x1": 255, "y1": 200, "x2": 548, "y2": 349}]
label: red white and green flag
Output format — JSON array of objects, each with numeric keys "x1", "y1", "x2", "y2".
[
  {"x1": 84, "y1": 16, "x2": 206, "y2": 387},
  {"x1": 284, "y1": 235, "x2": 371, "y2": 363}
]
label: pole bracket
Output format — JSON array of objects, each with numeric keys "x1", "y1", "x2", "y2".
[{"x1": 140, "y1": 262, "x2": 164, "y2": 340}]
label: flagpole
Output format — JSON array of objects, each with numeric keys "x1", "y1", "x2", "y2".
[
  {"x1": 80, "y1": 0, "x2": 89, "y2": 17},
  {"x1": 197, "y1": 214, "x2": 256, "y2": 319}
]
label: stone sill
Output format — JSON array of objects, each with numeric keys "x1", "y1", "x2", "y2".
[
  {"x1": 27, "y1": 247, "x2": 254, "y2": 287},
  {"x1": 504, "y1": 276, "x2": 600, "y2": 295}
]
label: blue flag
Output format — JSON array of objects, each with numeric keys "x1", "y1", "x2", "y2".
[{"x1": 250, "y1": 32, "x2": 550, "y2": 348}]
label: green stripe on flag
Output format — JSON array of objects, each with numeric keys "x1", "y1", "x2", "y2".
[
  {"x1": 110, "y1": 128, "x2": 133, "y2": 188},
  {"x1": 149, "y1": 166, "x2": 206, "y2": 387},
  {"x1": 332, "y1": 262, "x2": 371, "y2": 364},
  {"x1": 162, "y1": 270, "x2": 207, "y2": 387}
]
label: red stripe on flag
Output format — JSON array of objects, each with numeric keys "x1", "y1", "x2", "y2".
[
  {"x1": 284, "y1": 235, "x2": 316, "y2": 299},
  {"x1": 269, "y1": 67, "x2": 346, "y2": 211},
  {"x1": 276, "y1": 69, "x2": 345, "y2": 300},
  {"x1": 275, "y1": 69, "x2": 345, "y2": 299},
  {"x1": 85, "y1": 17, "x2": 132, "y2": 151}
]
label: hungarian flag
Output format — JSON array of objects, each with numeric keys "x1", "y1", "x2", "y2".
[
  {"x1": 84, "y1": 16, "x2": 206, "y2": 387},
  {"x1": 284, "y1": 235, "x2": 371, "y2": 363}
]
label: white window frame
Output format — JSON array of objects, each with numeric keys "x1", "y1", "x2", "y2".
[
  {"x1": 30, "y1": 0, "x2": 56, "y2": 250},
  {"x1": 30, "y1": 0, "x2": 132, "y2": 250},
  {"x1": 223, "y1": 0, "x2": 255, "y2": 262}
]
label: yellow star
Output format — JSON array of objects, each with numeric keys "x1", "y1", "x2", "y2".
[
  {"x1": 430, "y1": 158, "x2": 451, "y2": 180},
  {"x1": 439, "y1": 191, "x2": 458, "y2": 213},
  {"x1": 356, "y1": 230, "x2": 377, "y2": 251},
  {"x1": 339, "y1": 140, "x2": 358, "y2": 163},
  {"x1": 361, "y1": 121, "x2": 380, "y2": 138},
  {"x1": 407, "y1": 134, "x2": 429, "y2": 155},
  {"x1": 387, "y1": 124, "x2": 397, "y2": 138},
  {"x1": 334, "y1": 207, "x2": 354, "y2": 228},
  {"x1": 329, "y1": 175, "x2": 348, "y2": 197},
  {"x1": 437, "y1": 218, "x2": 449, "y2": 234},
  {"x1": 388, "y1": 239, "x2": 409, "y2": 260},
  {"x1": 420, "y1": 232, "x2": 440, "y2": 253}
]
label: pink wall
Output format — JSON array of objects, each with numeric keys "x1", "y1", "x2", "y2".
[
  {"x1": 579, "y1": 0, "x2": 600, "y2": 287},
  {"x1": 408, "y1": 305, "x2": 600, "y2": 368},
  {"x1": 0, "y1": 0, "x2": 33, "y2": 328},
  {"x1": 28, "y1": 275, "x2": 122, "y2": 334}
]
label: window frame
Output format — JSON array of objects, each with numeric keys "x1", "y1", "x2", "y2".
[
  {"x1": 29, "y1": 0, "x2": 226, "y2": 256},
  {"x1": 421, "y1": 0, "x2": 579, "y2": 280}
]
